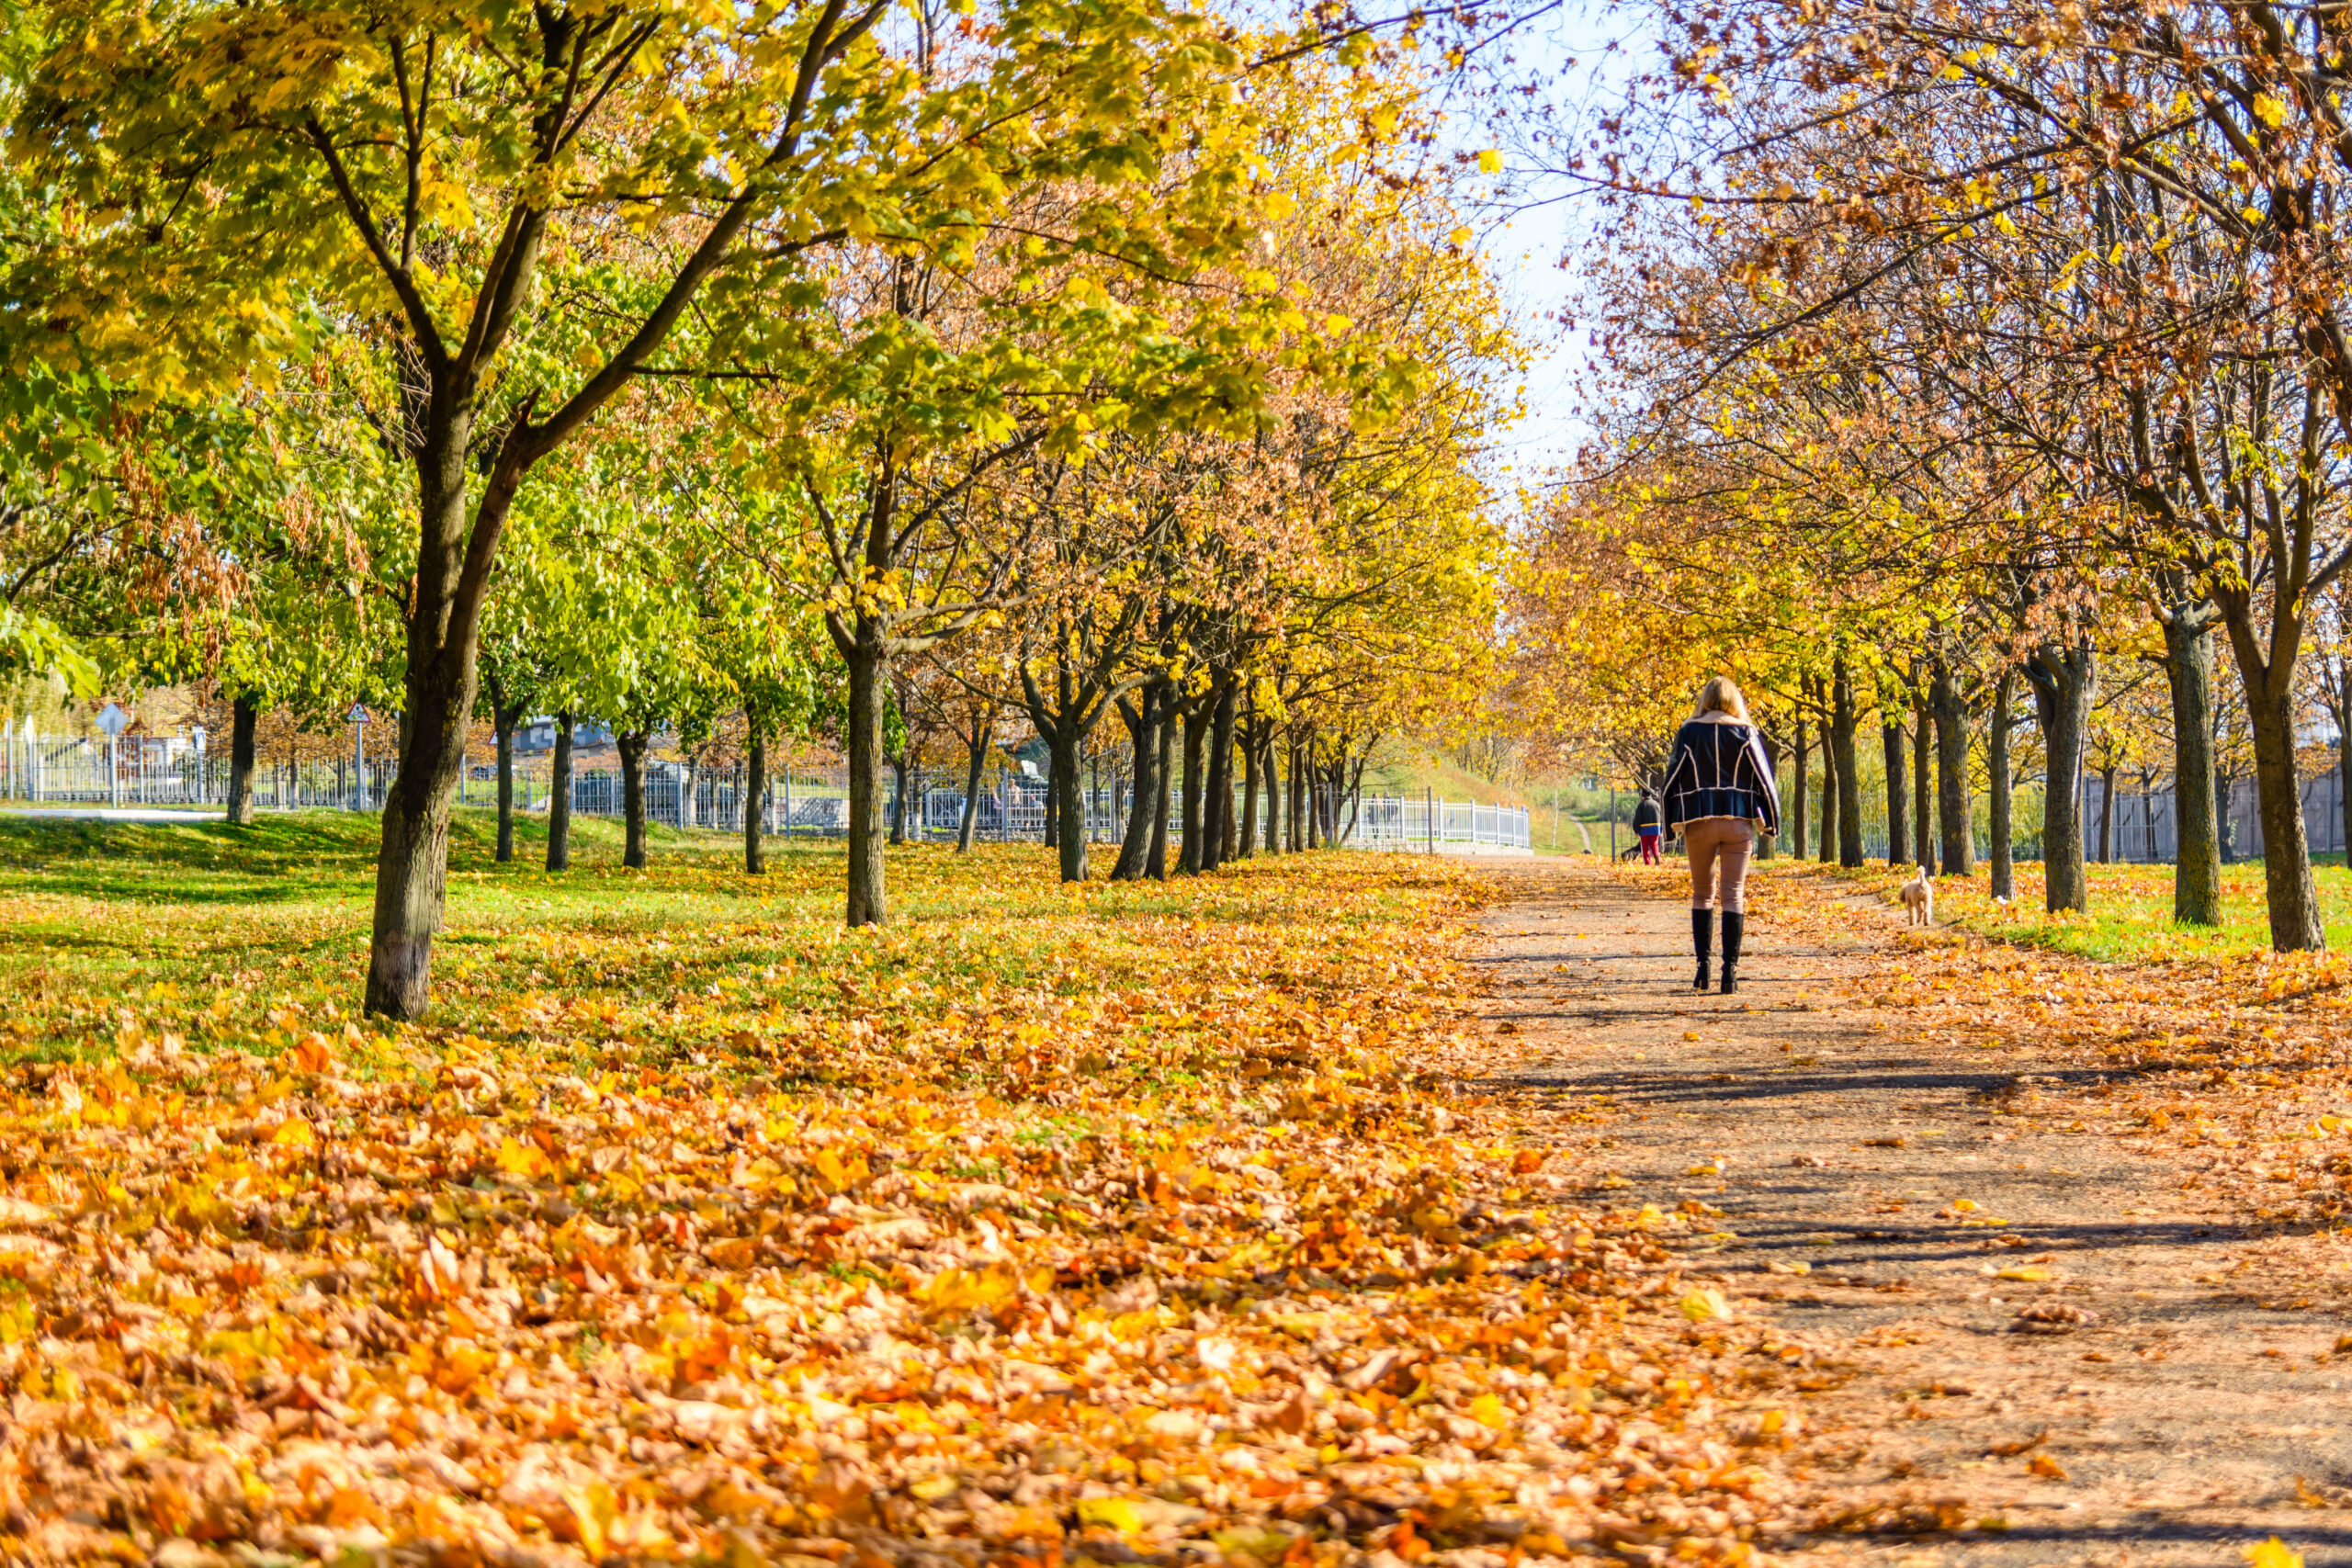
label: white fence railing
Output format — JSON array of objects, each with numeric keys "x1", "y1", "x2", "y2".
[
  {"x1": 0, "y1": 726, "x2": 1533, "y2": 856},
  {"x1": 1345, "y1": 795, "x2": 1532, "y2": 854}
]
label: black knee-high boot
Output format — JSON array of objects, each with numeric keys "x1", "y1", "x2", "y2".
[
  {"x1": 1720, "y1": 911, "x2": 1745, "y2": 995},
  {"x1": 1690, "y1": 908, "x2": 1712, "y2": 990}
]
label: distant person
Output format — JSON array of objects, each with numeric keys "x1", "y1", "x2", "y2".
[
  {"x1": 1660, "y1": 677, "x2": 1783, "y2": 995},
  {"x1": 1632, "y1": 788, "x2": 1663, "y2": 864}
]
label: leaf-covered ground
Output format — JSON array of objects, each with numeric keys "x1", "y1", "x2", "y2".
[
  {"x1": 1484, "y1": 855, "x2": 2352, "y2": 1566},
  {"x1": 0, "y1": 813, "x2": 1802, "y2": 1568}
]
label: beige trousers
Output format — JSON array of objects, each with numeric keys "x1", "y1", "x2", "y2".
[{"x1": 1683, "y1": 816, "x2": 1756, "y2": 913}]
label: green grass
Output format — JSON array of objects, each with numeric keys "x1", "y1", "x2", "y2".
[
  {"x1": 1855, "y1": 857, "x2": 2352, "y2": 964},
  {"x1": 0, "y1": 807, "x2": 1474, "y2": 1078}
]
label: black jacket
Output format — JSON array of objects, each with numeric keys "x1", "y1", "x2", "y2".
[
  {"x1": 1661, "y1": 718, "x2": 1781, "y2": 836},
  {"x1": 1632, "y1": 796, "x2": 1661, "y2": 831}
]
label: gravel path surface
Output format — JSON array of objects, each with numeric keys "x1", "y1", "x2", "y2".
[{"x1": 1476, "y1": 858, "x2": 2352, "y2": 1567}]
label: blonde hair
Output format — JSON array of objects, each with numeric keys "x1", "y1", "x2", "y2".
[{"x1": 1692, "y1": 676, "x2": 1750, "y2": 722}]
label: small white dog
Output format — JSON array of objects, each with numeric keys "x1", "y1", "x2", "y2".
[{"x1": 1898, "y1": 864, "x2": 1934, "y2": 927}]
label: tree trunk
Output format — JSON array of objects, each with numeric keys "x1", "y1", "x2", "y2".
[
  {"x1": 1987, "y1": 669, "x2": 2015, "y2": 901},
  {"x1": 1911, "y1": 694, "x2": 1933, "y2": 872},
  {"x1": 1110, "y1": 689, "x2": 1159, "y2": 881},
  {"x1": 1178, "y1": 697, "x2": 1210, "y2": 874},
  {"x1": 1815, "y1": 709, "x2": 1836, "y2": 863},
  {"x1": 2340, "y1": 695, "x2": 2352, "y2": 879},
  {"x1": 2026, "y1": 642, "x2": 2095, "y2": 914},
  {"x1": 1239, "y1": 721, "x2": 1261, "y2": 858},
  {"x1": 1790, "y1": 714, "x2": 1808, "y2": 866},
  {"x1": 745, "y1": 724, "x2": 767, "y2": 875},
  {"x1": 2098, "y1": 763, "x2": 2118, "y2": 863},
  {"x1": 546, "y1": 713, "x2": 575, "y2": 873},
  {"x1": 844, "y1": 637, "x2": 888, "y2": 926},
  {"x1": 1832, "y1": 659, "x2": 1863, "y2": 869},
  {"x1": 1052, "y1": 719, "x2": 1088, "y2": 883},
  {"x1": 1307, "y1": 748, "x2": 1323, "y2": 849},
  {"x1": 1931, "y1": 662, "x2": 1973, "y2": 876},
  {"x1": 1148, "y1": 707, "x2": 1174, "y2": 879},
  {"x1": 2154, "y1": 597, "x2": 2211, "y2": 921},
  {"x1": 1882, "y1": 716, "x2": 1907, "y2": 867},
  {"x1": 226, "y1": 694, "x2": 260, "y2": 828},
  {"x1": 890, "y1": 755, "x2": 910, "y2": 846},
  {"x1": 492, "y1": 696, "x2": 521, "y2": 863},
  {"x1": 1202, "y1": 681, "x2": 1236, "y2": 872},
  {"x1": 2235, "y1": 672, "x2": 2324, "y2": 951},
  {"x1": 957, "y1": 728, "x2": 989, "y2": 854},
  {"x1": 1262, "y1": 735, "x2": 1283, "y2": 857},
  {"x1": 618, "y1": 730, "x2": 650, "y2": 870}
]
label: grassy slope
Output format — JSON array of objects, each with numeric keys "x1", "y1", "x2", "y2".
[{"x1": 1355, "y1": 745, "x2": 1527, "y2": 808}]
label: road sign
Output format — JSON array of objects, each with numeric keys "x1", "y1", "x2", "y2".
[{"x1": 95, "y1": 703, "x2": 130, "y2": 739}]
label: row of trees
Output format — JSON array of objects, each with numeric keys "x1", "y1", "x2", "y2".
[
  {"x1": 0, "y1": 2, "x2": 1510, "y2": 1017},
  {"x1": 1510, "y1": 0, "x2": 2352, "y2": 951}
]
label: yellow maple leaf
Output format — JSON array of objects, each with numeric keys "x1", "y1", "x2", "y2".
[
  {"x1": 1679, "y1": 1288, "x2": 1733, "y2": 1323},
  {"x1": 1078, "y1": 1497, "x2": 1145, "y2": 1536},
  {"x1": 2244, "y1": 1540, "x2": 2302, "y2": 1568}
]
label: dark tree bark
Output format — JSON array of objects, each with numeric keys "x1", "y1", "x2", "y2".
[
  {"x1": 226, "y1": 694, "x2": 260, "y2": 828},
  {"x1": 2196, "y1": 570, "x2": 2324, "y2": 946},
  {"x1": 843, "y1": 639, "x2": 888, "y2": 926},
  {"x1": 1178, "y1": 695, "x2": 1210, "y2": 874},
  {"x1": 1832, "y1": 658, "x2": 1863, "y2": 869},
  {"x1": 2335, "y1": 679, "x2": 2352, "y2": 878},
  {"x1": 1270, "y1": 738, "x2": 1288, "y2": 860},
  {"x1": 744, "y1": 722, "x2": 767, "y2": 875},
  {"x1": 1201, "y1": 680, "x2": 1237, "y2": 872},
  {"x1": 1930, "y1": 661, "x2": 1973, "y2": 876},
  {"x1": 1911, "y1": 693, "x2": 1933, "y2": 872},
  {"x1": 546, "y1": 713, "x2": 575, "y2": 873},
  {"x1": 889, "y1": 753, "x2": 911, "y2": 846},
  {"x1": 2024, "y1": 641, "x2": 2096, "y2": 914},
  {"x1": 486, "y1": 676, "x2": 526, "y2": 864},
  {"x1": 957, "y1": 726, "x2": 989, "y2": 854},
  {"x1": 1789, "y1": 713, "x2": 1809, "y2": 865},
  {"x1": 1048, "y1": 730, "x2": 1087, "y2": 881},
  {"x1": 1238, "y1": 716, "x2": 1261, "y2": 859},
  {"x1": 1148, "y1": 708, "x2": 1174, "y2": 878},
  {"x1": 1815, "y1": 699, "x2": 1836, "y2": 863},
  {"x1": 1882, "y1": 715, "x2": 1907, "y2": 868},
  {"x1": 2240, "y1": 674, "x2": 2324, "y2": 949},
  {"x1": 617, "y1": 730, "x2": 650, "y2": 870},
  {"x1": 1987, "y1": 669, "x2": 2015, "y2": 901},
  {"x1": 1110, "y1": 686, "x2": 1162, "y2": 881}
]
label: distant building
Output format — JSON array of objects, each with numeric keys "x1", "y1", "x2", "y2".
[{"x1": 514, "y1": 716, "x2": 617, "y2": 753}]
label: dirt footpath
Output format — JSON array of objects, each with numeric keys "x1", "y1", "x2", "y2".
[{"x1": 1476, "y1": 858, "x2": 2352, "y2": 1567}]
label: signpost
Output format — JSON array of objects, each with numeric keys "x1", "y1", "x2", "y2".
[{"x1": 96, "y1": 703, "x2": 130, "y2": 808}]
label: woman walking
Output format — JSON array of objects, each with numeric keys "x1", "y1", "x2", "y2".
[
  {"x1": 1631, "y1": 788, "x2": 1663, "y2": 864},
  {"x1": 1660, "y1": 677, "x2": 1782, "y2": 994}
]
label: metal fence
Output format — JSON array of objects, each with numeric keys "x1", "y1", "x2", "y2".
[
  {"x1": 0, "y1": 730, "x2": 1532, "y2": 856},
  {"x1": 1350, "y1": 795, "x2": 1533, "y2": 852},
  {"x1": 2084, "y1": 773, "x2": 2351, "y2": 863},
  {"x1": 1760, "y1": 759, "x2": 2352, "y2": 868}
]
